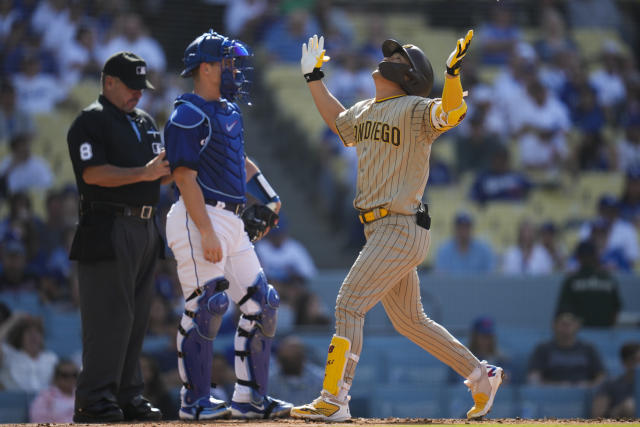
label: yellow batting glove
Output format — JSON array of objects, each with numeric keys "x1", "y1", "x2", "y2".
[
  {"x1": 301, "y1": 34, "x2": 331, "y2": 82},
  {"x1": 446, "y1": 29, "x2": 473, "y2": 76}
]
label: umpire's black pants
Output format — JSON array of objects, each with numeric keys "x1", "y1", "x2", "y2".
[{"x1": 75, "y1": 215, "x2": 161, "y2": 410}]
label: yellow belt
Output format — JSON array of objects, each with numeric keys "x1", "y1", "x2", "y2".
[{"x1": 358, "y1": 207, "x2": 389, "y2": 224}]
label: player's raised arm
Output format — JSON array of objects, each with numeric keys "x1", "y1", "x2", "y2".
[
  {"x1": 429, "y1": 30, "x2": 474, "y2": 132},
  {"x1": 301, "y1": 34, "x2": 345, "y2": 134}
]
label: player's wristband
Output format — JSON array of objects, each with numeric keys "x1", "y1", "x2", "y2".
[
  {"x1": 247, "y1": 172, "x2": 280, "y2": 204},
  {"x1": 446, "y1": 63, "x2": 461, "y2": 77},
  {"x1": 304, "y1": 68, "x2": 324, "y2": 82}
]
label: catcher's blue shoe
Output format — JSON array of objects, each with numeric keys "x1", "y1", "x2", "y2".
[
  {"x1": 231, "y1": 394, "x2": 292, "y2": 419},
  {"x1": 179, "y1": 396, "x2": 231, "y2": 420}
]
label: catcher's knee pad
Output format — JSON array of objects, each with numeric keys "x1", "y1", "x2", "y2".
[
  {"x1": 323, "y1": 335, "x2": 359, "y2": 402},
  {"x1": 177, "y1": 277, "x2": 230, "y2": 406},
  {"x1": 234, "y1": 273, "x2": 279, "y2": 396}
]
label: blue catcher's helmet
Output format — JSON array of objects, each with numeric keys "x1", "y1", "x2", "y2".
[{"x1": 181, "y1": 29, "x2": 252, "y2": 102}]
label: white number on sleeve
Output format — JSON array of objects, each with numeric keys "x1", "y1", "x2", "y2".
[{"x1": 80, "y1": 142, "x2": 93, "y2": 161}]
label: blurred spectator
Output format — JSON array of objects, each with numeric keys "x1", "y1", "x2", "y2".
[
  {"x1": 567, "y1": 0, "x2": 622, "y2": 30},
  {"x1": 0, "y1": 315, "x2": 58, "y2": 392},
  {"x1": 0, "y1": 133, "x2": 53, "y2": 197},
  {"x1": 427, "y1": 151, "x2": 453, "y2": 187},
  {"x1": 533, "y1": 8, "x2": 576, "y2": 64},
  {"x1": 470, "y1": 146, "x2": 532, "y2": 205},
  {"x1": 268, "y1": 335, "x2": 324, "y2": 405},
  {"x1": 0, "y1": 192, "x2": 47, "y2": 269},
  {"x1": 41, "y1": 225, "x2": 76, "y2": 304},
  {"x1": 589, "y1": 42, "x2": 627, "y2": 121},
  {"x1": 579, "y1": 195, "x2": 639, "y2": 271},
  {"x1": 29, "y1": 359, "x2": 78, "y2": 423},
  {"x1": 556, "y1": 241, "x2": 621, "y2": 327},
  {"x1": 140, "y1": 354, "x2": 179, "y2": 420},
  {"x1": 224, "y1": 0, "x2": 269, "y2": 39},
  {"x1": 98, "y1": 13, "x2": 166, "y2": 71},
  {"x1": 11, "y1": 55, "x2": 67, "y2": 114},
  {"x1": 511, "y1": 77, "x2": 571, "y2": 172},
  {"x1": 30, "y1": 0, "x2": 68, "y2": 36},
  {"x1": 527, "y1": 312, "x2": 605, "y2": 387},
  {"x1": 502, "y1": 220, "x2": 554, "y2": 275},
  {"x1": 313, "y1": 0, "x2": 355, "y2": 47},
  {"x1": 571, "y1": 85, "x2": 606, "y2": 135},
  {"x1": 146, "y1": 294, "x2": 177, "y2": 340},
  {"x1": 293, "y1": 287, "x2": 331, "y2": 328},
  {"x1": 558, "y1": 55, "x2": 597, "y2": 122},
  {"x1": 616, "y1": 113, "x2": 640, "y2": 173},
  {"x1": 0, "y1": 0, "x2": 19, "y2": 41},
  {"x1": 570, "y1": 131, "x2": 616, "y2": 173},
  {"x1": 4, "y1": 25, "x2": 58, "y2": 76},
  {"x1": 262, "y1": 8, "x2": 321, "y2": 63},
  {"x1": 493, "y1": 43, "x2": 537, "y2": 122},
  {"x1": 0, "y1": 80, "x2": 35, "y2": 145},
  {"x1": 467, "y1": 316, "x2": 512, "y2": 379},
  {"x1": 254, "y1": 214, "x2": 317, "y2": 284},
  {"x1": 477, "y1": 4, "x2": 521, "y2": 66},
  {"x1": 454, "y1": 113, "x2": 503, "y2": 175},
  {"x1": 591, "y1": 342, "x2": 640, "y2": 419},
  {"x1": 618, "y1": 167, "x2": 640, "y2": 226},
  {"x1": 539, "y1": 221, "x2": 566, "y2": 271},
  {"x1": 40, "y1": 0, "x2": 85, "y2": 54},
  {"x1": 0, "y1": 239, "x2": 39, "y2": 293},
  {"x1": 325, "y1": 52, "x2": 375, "y2": 107},
  {"x1": 58, "y1": 25, "x2": 102, "y2": 90},
  {"x1": 435, "y1": 212, "x2": 495, "y2": 274}
]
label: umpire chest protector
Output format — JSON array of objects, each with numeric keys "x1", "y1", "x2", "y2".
[{"x1": 165, "y1": 93, "x2": 246, "y2": 203}]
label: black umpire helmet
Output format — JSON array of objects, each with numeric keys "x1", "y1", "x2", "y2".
[{"x1": 378, "y1": 39, "x2": 434, "y2": 97}]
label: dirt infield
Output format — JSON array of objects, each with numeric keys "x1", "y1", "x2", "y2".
[{"x1": 12, "y1": 418, "x2": 636, "y2": 427}]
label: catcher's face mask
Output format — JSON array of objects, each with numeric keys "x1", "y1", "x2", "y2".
[{"x1": 220, "y1": 39, "x2": 253, "y2": 103}]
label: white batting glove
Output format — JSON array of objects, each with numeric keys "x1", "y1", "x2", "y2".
[
  {"x1": 446, "y1": 29, "x2": 473, "y2": 76},
  {"x1": 301, "y1": 34, "x2": 330, "y2": 81}
]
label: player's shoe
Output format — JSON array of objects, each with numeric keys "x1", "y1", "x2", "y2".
[
  {"x1": 179, "y1": 396, "x2": 231, "y2": 420},
  {"x1": 230, "y1": 394, "x2": 292, "y2": 419},
  {"x1": 465, "y1": 362, "x2": 504, "y2": 419},
  {"x1": 290, "y1": 392, "x2": 351, "y2": 422}
]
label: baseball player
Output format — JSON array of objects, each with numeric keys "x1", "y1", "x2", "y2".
[
  {"x1": 290, "y1": 32, "x2": 504, "y2": 421},
  {"x1": 164, "y1": 30, "x2": 292, "y2": 420}
]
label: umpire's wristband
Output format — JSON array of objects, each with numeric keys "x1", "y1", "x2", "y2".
[{"x1": 304, "y1": 68, "x2": 324, "y2": 82}]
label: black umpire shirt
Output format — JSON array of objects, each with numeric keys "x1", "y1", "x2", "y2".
[{"x1": 67, "y1": 94, "x2": 163, "y2": 206}]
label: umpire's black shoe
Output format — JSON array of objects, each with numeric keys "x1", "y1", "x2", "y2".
[
  {"x1": 121, "y1": 395, "x2": 163, "y2": 421},
  {"x1": 74, "y1": 401, "x2": 124, "y2": 423}
]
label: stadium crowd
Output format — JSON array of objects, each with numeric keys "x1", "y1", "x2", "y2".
[{"x1": 0, "y1": 0, "x2": 638, "y2": 422}]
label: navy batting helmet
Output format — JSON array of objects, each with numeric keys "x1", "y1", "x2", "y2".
[{"x1": 378, "y1": 39, "x2": 434, "y2": 97}]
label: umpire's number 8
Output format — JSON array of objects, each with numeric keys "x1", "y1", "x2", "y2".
[{"x1": 80, "y1": 142, "x2": 93, "y2": 160}]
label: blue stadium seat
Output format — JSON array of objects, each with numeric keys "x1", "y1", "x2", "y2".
[
  {"x1": 0, "y1": 291, "x2": 43, "y2": 316},
  {"x1": 519, "y1": 385, "x2": 590, "y2": 418},
  {"x1": 369, "y1": 385, "x2": 446, "y2": 418},
  {"x1": 42, "y1": 306, "x2": 82, "y2": 358},
  {"x1": 0, "y1": 390, "x2": 36, "y2": 423}
]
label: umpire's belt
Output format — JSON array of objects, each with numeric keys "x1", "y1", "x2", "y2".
[
  {"x1": 205, "y1": 199, "x2": 245, "y2": 215},
  {"x1": 359, "y1": 207, "x2": 389, "y2": 224},
  {"x1": 85, "y1": 201, "x2": 155, "y2": 220}
]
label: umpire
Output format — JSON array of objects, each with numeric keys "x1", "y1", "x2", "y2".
[{"x1": 67, "y1": 51, "x2": 170, "y2": 423}]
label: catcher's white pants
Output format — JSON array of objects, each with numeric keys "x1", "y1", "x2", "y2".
[{"x1": 166, "y1": 197, "x2": 263, "y2": 304}]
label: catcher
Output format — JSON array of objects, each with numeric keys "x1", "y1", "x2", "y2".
[
  {"x1": 290, "y1": 31, "x2": 504, "y2": 421},
  {"x1": 164, "y1": 30, "x2": 290, "y2": 420}
]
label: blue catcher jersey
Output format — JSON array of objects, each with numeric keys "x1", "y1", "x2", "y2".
[{"x1": 164, "y1": 93, "x2": 246, "y2": 204}]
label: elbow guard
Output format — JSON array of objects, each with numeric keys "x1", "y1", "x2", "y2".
[{"x1": 430, "y1": 99, "x2": 467, "y2": 131}]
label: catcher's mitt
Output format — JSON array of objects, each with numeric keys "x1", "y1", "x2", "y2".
[{"x1": 241, "y1": 204, "x2": 279, "y2": 242}]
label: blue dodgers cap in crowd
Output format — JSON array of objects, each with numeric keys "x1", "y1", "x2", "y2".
[
  {"x1": 472, "y1": 316, "x2": 495, "y2": 334},
  {"x1": 181, "y1": 29, "x2": 250, "y2": 77},
  {"x1": 598, "y1": 194, "x2": 619, "y2": 209},
  {"x1": 454, "y1": 211, "x2": 473, "y2": 226}
]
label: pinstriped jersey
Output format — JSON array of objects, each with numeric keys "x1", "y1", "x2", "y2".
[{"x1": 335, "y1": 94, "x2": 444, "y2": 215}]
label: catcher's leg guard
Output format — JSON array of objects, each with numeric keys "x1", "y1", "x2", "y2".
[
  {"x1": 231, "y1": 273, "x2": 291, "y2": 419},
  {"x1": 177, "y1": 277, "x2": 231, "y2": 420}
]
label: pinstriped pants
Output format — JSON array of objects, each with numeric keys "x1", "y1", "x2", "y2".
[{"x1": 334, "y1": 213, "x2": 480, "y2": 388}]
